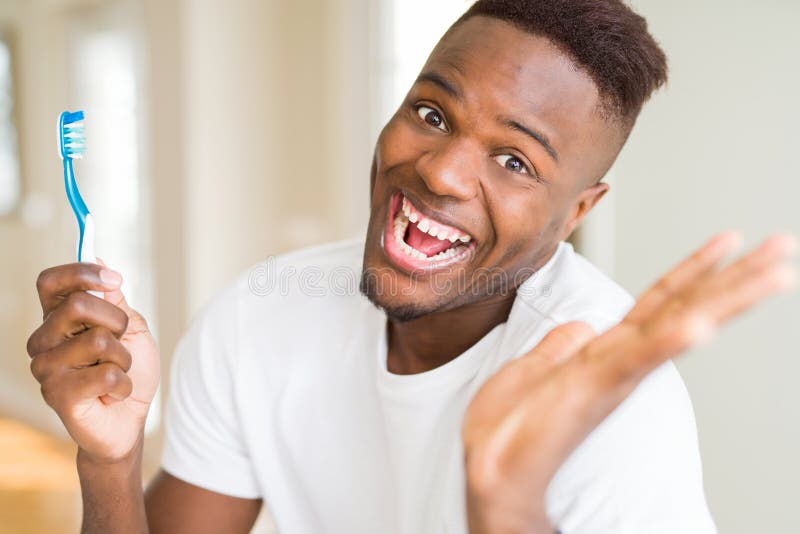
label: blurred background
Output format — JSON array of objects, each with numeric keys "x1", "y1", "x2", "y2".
[{"x1": 0, "y1": 0, "x2": 797, "y2": 533}]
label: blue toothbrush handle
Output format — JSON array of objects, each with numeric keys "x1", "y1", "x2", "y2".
[{"x1": 61, "y1": 137, "x2": 102, "y2": 298}]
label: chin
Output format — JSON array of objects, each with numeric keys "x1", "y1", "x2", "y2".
[{"x1": 358, "y1": 270, "x2": 443, "y2": 322}]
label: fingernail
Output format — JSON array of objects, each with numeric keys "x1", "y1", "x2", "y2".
[
  {"x1": 99, "y1": 269, "x2": 122, "y2": 287},
  {"x1": 711, "y1": 231, "x2": 741, "y2": 253}
]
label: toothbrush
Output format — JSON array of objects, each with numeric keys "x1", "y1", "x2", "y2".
[{"x1": 59, "y1": 110, "x2": 100, "y2": 296}]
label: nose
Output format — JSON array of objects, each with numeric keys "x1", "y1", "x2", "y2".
[{"x1": 415, "y1": 138, "x2": 480, "y2": 201}]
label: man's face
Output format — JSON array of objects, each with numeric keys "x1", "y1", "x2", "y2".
[{"x1": 361, "y1": 16, "x2": 622, "y2": 321}]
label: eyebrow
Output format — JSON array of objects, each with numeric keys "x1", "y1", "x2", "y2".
[
  {"x1": 416, "y1": 70, "x2": 559, "y2": 162},
  {"x1": 416, "y1": 71, "x2": 463, "y2": 100},
  {"x1": 501, "y1": 118, "x2": 559, "y2": 162}
]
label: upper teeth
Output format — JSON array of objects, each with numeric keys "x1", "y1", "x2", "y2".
[
  {"x1": 393, "y1": 211, "x2": 468, "y2": 262},
  {"x1": 401, "y1": 196, "x2": 472, "y2": 244}
]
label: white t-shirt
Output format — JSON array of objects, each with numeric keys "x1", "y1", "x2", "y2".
[{"x1": 162, "y1": 239, "x2": 716, "y2": 534}]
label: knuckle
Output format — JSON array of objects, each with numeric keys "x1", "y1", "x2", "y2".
[
  {"x1": 78, "y1": 262, "x2": 100, "y2": 279},
  {"x1": 115, "y1": 310, "x2": 130, "y2": 335},
  {"x1": 30, "y1": 356, "x2": 45, "y2": 381},
  {"x1": 89, "y1": 327, "x2": 112, "y2": 353},
  {"x1": 561, "y1": 321, "x2": 595, "y2": 343},
  {"x1": 672, "y1": 318, "x2": 695, "y2": 344},
  {"x1": 35, "y1": 268, "x2": 55, "y2": 294},
  {"x1": 120, "y1": 347, "x2": 133, "y2": 373},
  {"x1": 676, "y1": 312, "x2": 715, "y2": 346},
  {"x1": 65, "y1": 291, "x2": 88, "y2": 320},
  {"x1": 26, "y1": 333, "x2": 40, "y2": 357},
  {"x1": 40, "y1": 381, "x2": 61, "y2": 408},
  {"x1": 101, "y1": 365, "x2": 122, "y2": 387}
]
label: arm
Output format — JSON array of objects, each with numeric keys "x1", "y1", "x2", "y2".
[
  {"x1": 77, "y1": 437, "x2": 148, "y2": 534},
  {"x1": 145, "y1": 471, "x2": 262, "y2": 534},
  {"x1": 78, "y1": 454, "x2": 262, "y2": 534},
  {"x1": 27, "y1": 264, "x2": 261, "y2": 534}
]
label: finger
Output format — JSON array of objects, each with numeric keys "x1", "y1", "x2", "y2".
[
  {"x1": 705, "y1": 233, "x2": 797, "y2": 295},
  {"x1": 95, "y1": 259, "x2": 150, "y2": 340},
  {"x1": 572, "y1": 234, "x2": 797, "y2": 424},
  {"x1": 36, "y1": 263, "x2": 123, "y2": 315},
  {"x1": 30, "y1": 327, "x2": 133, "y2": 383},
  {"x1": 27, "y1": 291, "x2": 129, "y2": 357},
  {"x1": 631, "y1": 233, "x2": 796, "y2": 355},
  {"x1": 590, "y1": 261, "x2": 796, "y2": 389},
  {"x1": 521, "y1": 321, "x2": 596, "y2": 365},
  {"x1": 669, "y1": 233, "x2": 797, "y2": 334},
  {"x1": 627, "y1": 231, "x2": 742, "y2": 323},
  {"x1": 95, "y1": 258, "x2": 131, "y2": 311},
  {"x1": 40, "y1": 362, "x2": 133, "y2": 413},
  {"x1": 695, "y1": 260, "x2": 796, "y2": 327}
]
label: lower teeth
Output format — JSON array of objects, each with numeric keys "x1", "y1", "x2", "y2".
[{"x1": 393, "y1": 213, "x2": 465, "y2": 261}]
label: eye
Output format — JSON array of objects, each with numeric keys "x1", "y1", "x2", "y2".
[
  {"x1": 416, "y1": 105, "x2": 448, "y2": 132},
  {"x1": 493, "y1": 154, "x2": 529, "y2": 175}
]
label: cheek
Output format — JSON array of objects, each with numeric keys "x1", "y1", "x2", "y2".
[
  {"x1": 485, "y1": 180, "x2": 550, "y2": 245},
  {"x1": 376, "y1": 115, "x2": 432, "y2": 172}
]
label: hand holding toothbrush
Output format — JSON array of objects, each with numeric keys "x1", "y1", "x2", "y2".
[
  {"x1": 26, "y1": 110, "x2": 160, "y2": 464},
  {"x1": 27, "y1": 262, "x2": 160, "y2": 464}
]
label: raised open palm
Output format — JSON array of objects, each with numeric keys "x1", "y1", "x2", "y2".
[{"x1": 462, "y1": 232, "x2": 797, "y2": 532}]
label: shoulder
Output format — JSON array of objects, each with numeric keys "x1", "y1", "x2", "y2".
[
  {"x1": 178, "y1": 238, "x2": 368, "y2": 357},
  {"x1": 205, "y1": 237, "x2": 366, "y2": 318},
  {"x1": 514, "y1": 241, "x2": 635, "y2": 334},
  {"x1": 512, "y1": 244, "x2": 714, "y2": 529},
  {"x1": 232, "y1": 237, "x2": 365, "y2": 297},
  {"x1": 546, "y1": 363, "x2": 715, "y2": 532}
]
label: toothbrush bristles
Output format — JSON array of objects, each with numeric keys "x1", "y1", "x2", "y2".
[{"x1": 61, "y1": 113, "x2": 86, "y2": 159}]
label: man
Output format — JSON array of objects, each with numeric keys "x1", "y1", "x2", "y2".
[{"x1": 26, "y1": 1, "x2": 796, "y2": 533}]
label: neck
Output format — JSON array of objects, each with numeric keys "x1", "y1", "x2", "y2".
[{"x1": 386, "y1": 293, "x2": 516, "y2": 375}]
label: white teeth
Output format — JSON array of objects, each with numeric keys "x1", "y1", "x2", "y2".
[
  {"x1": 425, "y1": 244, "x2": 466, "y2": 262},
  {"x1": 396, "y1": 194, "x2": 474, "y2": 254},
  {"x1": 393, "y1": 212, "x2": 426, "y2": 260},
  {"x1": 394, "y1": 208, "x2": 468, "y2": 262}
]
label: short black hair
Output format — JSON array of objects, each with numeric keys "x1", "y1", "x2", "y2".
[{"x1": 455, "y1": 0, "x2": 668, "y2": 127}]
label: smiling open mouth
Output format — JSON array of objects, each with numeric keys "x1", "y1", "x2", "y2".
[{"x1": 383, "y1": 192, "x2": 475, "y2": 272}]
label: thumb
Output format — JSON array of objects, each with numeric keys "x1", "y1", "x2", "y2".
[
  {"x1": 95, "y1": 258, "x2": 132, "y2": 312},
  {"x1": 96, "y1": 258, "x2": 150, "y2": 336},
  {"x1": 522, "y1": 321, "x2": 596, "y2": 365}
]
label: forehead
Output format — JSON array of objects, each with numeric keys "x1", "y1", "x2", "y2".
[{"x1": 423, "y1": 16, "x2": 603, "y2": 154}]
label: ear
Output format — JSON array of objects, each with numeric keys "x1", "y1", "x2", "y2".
[{"x1": 559, "y1": 181, "x2": 609, "y2": 241}]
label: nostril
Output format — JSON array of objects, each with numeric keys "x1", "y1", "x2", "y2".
[{"x1": 416, "y1": 155, "x2": 480, "y2": 202}]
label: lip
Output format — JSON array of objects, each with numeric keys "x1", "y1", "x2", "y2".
[{"x1": 381, "y1": 191, "x2": 477, "y2": 274}]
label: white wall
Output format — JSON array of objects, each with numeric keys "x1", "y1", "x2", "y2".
[
  {"x1": 3, "y1": 1, "x2": 797, "y2": 531},
  {"x1": 0, "y1": 0, "x2": 78, "y2": 434},
  {"x1": 180, "y1": 0, "x2": 378, "y2": 316},
  {"x1": 598, "y1": 2, "x2": 800, "y2": 532}
]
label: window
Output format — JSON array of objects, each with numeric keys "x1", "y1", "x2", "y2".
[
  {"x1": 68, "y1": 2, "x2": 159, "y2": 433},
  {"x1": 374, "y1": 0, "x2": 470, "y2": 127},
  {"x1": 0, "y1": 33, "x2": 20, "y2": 216}
]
